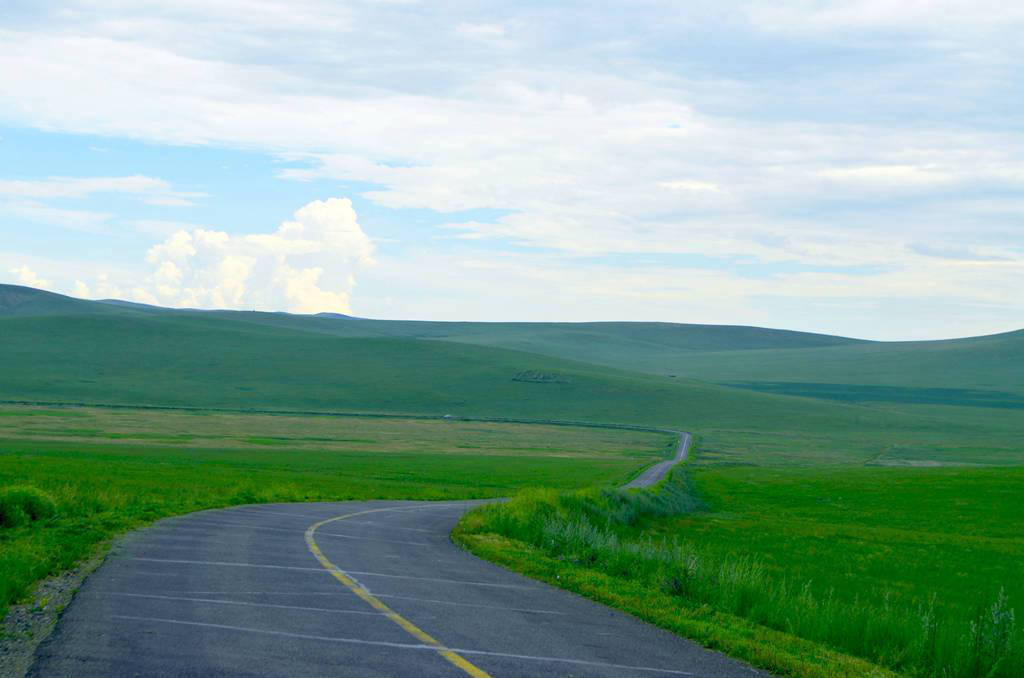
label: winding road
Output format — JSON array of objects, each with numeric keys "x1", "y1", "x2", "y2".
[
  {"x1": 623, "y1": 432, "x2": 691, "y2": 489},
  {"x1": 29, "y1": 431, "x2": 764, "y2": 677}
]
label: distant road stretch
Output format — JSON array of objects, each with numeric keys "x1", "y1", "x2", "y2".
[
  {"x1": 623, "y1": 431, "x2": 691, "y2": 489},
  {"x1": 30, "y1": 431, "x2": 764, "y2": 677}
]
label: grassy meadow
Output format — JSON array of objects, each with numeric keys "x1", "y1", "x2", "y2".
[
  {"x1": 457, "y1": 460, "x2": 1024, "y2": 677},
  {"x1": 3, "y1": 309, "x2": 1021, "y2": 472},
  {"x1": 0, "y1": 404, "x2": 670, "y2": 622},
  {"x1": 3, "y1": 286, "x2": 1023, "y2": 676},
  {"x1": 645, "y1": 465, "x2": 1024, "y2": 626}
]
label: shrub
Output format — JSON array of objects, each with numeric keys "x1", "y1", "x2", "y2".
[{"x1": 0, "y1": 486, "x2": 57, "y2": 528}]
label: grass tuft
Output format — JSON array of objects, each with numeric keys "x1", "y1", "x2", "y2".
[{"x1": 0, "y1": 486, "x2": 56, "y2": 528}]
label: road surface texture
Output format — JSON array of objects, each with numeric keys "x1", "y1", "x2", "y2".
[{"x1": 30, "y1": 433, "x2": 765, "y2": 677}]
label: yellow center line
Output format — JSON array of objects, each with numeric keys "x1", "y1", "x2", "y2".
[{"x1": 305, "y1": 507, "x2": 492, "y2": 678}]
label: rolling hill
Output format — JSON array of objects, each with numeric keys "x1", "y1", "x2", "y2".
[
  {"x1": 2, "y1": 284, "x2": 1021, "y2": 466},
  {"x1": 0, "y1": 306, "x2": 872, "y2": 432}
]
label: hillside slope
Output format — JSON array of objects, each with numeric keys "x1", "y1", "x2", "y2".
[
  {"x1": 0, "y1": 285, "x2": 123, "y2": 317},
  {"x1": 671, "y1": 330, "x2": 1024, "y2": 401},
  {"x1": 4, "y1": 284, "x2": 1022, "y2": 410},
  {"x1": 0, "y1": 311, "x2": 865, "y2": 430},
  {"x1": 1, "y1": 285, "x2": 1021, "y2": 465}
]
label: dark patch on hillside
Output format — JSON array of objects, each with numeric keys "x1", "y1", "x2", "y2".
[
  {"x1": 0, "y1": 285, "x2": 47, "y2": 311},
  {"x1": 512, "y1": 370, "x2": 572, "y2": 384},
  {"x1": 729, "y1": 381, "x2": 1024, "y2": 409}
]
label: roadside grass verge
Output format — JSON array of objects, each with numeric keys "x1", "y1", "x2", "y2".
[
  {"x1": 0, "y1": 406, "x2": 665, "y2": 624},
  {"x1": 455, "y1": 468, "x2": 1023, "y2": 677}
]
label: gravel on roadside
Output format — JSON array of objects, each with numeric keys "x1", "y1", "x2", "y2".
[{"x1": 0, "y1": 547, "x2": 108, "y2": 678}]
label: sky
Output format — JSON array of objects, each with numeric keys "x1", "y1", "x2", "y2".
[{"x1": 1, "y1": 1, "x2": 1022, "y2": 340}]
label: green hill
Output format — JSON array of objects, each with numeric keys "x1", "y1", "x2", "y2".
[
  {"x1": 659, "y1": 330, "x2": 1024, "y2": 404},
  {"x1": 2, "y1": 284, "x2": 1021, "y2": 466},
  {"x1": 0, "y1": 284, "x2": 123, "y2": 317},
  {"x1": 0, "y1": 310, "x2": 863, "y2": 431},
  {"x1": 80, "y1": 291, "x2": 869, "y2": 353}
]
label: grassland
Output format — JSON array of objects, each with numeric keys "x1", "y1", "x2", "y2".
[
  {"x1": 4, "y1": 284, "x2": 1021, "y2": 403},
  {"x1": 4, "y1": 285, "x2": 1023, "y2": 675},
  {"x1": 3, "y1": 307, "x2": 1022, "y2": 471},
  {"x1": 0, "y1": 404, "x2": 670, "y2": 622},
  {"x1": 646, "y1": 465, "x2": 1024, "y2": 624},
  {"x1": 457, "y1": 460, "x2": 1024, "y2": 677}
]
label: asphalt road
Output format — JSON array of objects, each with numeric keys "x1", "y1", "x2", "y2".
[
  {"x1": 30, "y1": 433, "x2": 765, "y2": 677},
  {"x1": 623, "y1": 432, "x2": 691, "y2": 489}
]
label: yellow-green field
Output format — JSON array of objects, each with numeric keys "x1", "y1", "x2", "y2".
[{"x1": 0, "y1": 405, "x2": 668, "y2": 459}]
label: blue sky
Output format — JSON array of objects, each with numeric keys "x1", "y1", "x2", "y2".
[{"x1": 1, "y1": 1, "x2": 1022, "y2": 339}]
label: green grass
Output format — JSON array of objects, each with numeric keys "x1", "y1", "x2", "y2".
[
  {"x1": 456, "y1": 461, "x2": 1024, "y2": 677},
  {"x1": 0, "y1": 405, "x2": 668, "y2": 623},
  {"x1": 646, "y1": 465, "x2": 1024, "y2": 628}
]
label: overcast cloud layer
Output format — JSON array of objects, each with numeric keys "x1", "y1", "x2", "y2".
[{"x1": 2, "y1": 1, "x2": 1022, "y2": 339}]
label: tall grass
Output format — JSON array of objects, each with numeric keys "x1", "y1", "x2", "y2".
[{"x1": 463, "y1": 472, "x2": 1023, "y2": 677}]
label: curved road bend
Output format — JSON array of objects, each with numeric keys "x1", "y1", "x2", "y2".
[{"x1": 30, "y1": 432, "x2": 764, "y2": 677}]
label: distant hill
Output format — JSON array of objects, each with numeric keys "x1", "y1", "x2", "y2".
[
  {"x1": 662, "y1": 329, "x2": 1024, "y2": 402},
  {"x1": 0, "y1": 284, "x2": 122, "y2": 317},
  {"x1": 1, "y1": 283, "x2": 1021, "y2": 465},
  {"x1": 0, "y1": 308, "x2": 873, "y2": 434},
  {"x1": 3, "y1": 283, "x2": 1022, "y2": 406}
]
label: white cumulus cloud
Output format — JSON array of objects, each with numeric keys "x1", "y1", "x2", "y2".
[
  {"x1": 10, "y1": 265, "x2": 51, "y2": 289},
  {"x1": 135, "y1": 198, "x2": 374, "y2": 314}
]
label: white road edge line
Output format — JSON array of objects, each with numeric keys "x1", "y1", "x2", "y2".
[
  {"x1": 112, "y1": 614, "x2": 694, "y2": 675},
  {"x1": 126, "y1": 557, "x2": 534, "y2": 589},
  {"x1": 218, "y1": 503, "x2": 468, "y2": 521},
  {"x1": 328, "y1": 519, "x2": 434, "y2": 533},
  {"x1": 149, "y1": 517, "x2": 432, "y2": 542},
  {"x1": 107, "y1": 592, "x2": 387, "y2": 616},
  {"x1": 140, "y1": 521, "x2": 432, "y2": 546},
  {"x1": 101, "y1": 590, "x2": 565, "y2": 615}
]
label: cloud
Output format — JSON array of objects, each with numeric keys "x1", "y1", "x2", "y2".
[
  {"x1": 659, "y1": 180, "x2": 723, "y2": 193},
  {"x1": 132, "y1": 219, "x2": 207, "y2": 237},
  {"x1": 133, "y1": 197, "x2": 374, "y2": 313},
  {"x1": 10, "y1": 265, "x2": 50, "y2": 289},
  {"x1": 144, "y1": 196, "x2": 199, "y2": 207},
  {"x1": 1, "y1": 2, "x2": 1023, "y2": 334},
  {"x1": 355, "y1": 243, "x2": 1024, "y2": 339},
  {"x1": 0, "y1": 176, "x2": 206, "y2": 230},
  {"x1": 0, "y1": 175, "x2": 206, "y2": 210},
  {"x1": 2, "y1": 201, "x2": 113, "y2": 232},
  {"x1": 1, "y1": 7, "x2": 1020, "y2": 270},
  {"x1": 0, "y1": 176, "x2": 171, "y2": 199},
  {"x1": 816, "y1": 165, "x2": 951, "y2": 186},
  {"x1": 454, "y1": 21, "x2": 515, "y2": 48},
  {"x1": 908, "y1": 242, "x2": 1012, "y2": 262},
  {"x1": 72, "y1": 273, "x2": 124, "y2": 300},
  {"x1": 746, "y1": 1, "x2": 1024, "y2": 34},
  {"x1": 456, "y1": 22, "x2": 507, "y2": 39}
]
